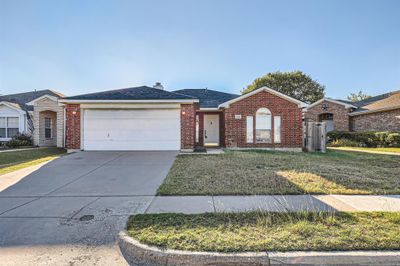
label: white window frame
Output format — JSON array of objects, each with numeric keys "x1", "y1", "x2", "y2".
[
  {"x1": 0, "y1": 116, "x2": 20, "y2": 140},
  {"x1": 274, "y1": 116, "x2": 281, "y2": 143},
  {"x1": 255, "y1": 108, "x2": 272, "y2": 143},
  {"x1": 246, "y1": 116, "x2": 253, "y2": 143},
  {"x1": 44, "y1": 117, "x2": 52, "y2": 139},
  {"x1": 195, "y1": 114, "x2": 199, "y2": 143}
]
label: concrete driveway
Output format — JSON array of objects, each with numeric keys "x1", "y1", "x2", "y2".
[{"x1": 0, "y1": 151, "x2": 177, "y2": 265}]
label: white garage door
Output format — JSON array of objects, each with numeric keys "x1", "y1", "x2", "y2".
[{"x1": 83, "y1": 109, "x2": 181, "y2": 150}]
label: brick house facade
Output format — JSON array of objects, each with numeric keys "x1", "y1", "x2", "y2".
[
  {"x1": 180, "y1": 103, "x2": 198, "y2": 150},
  {"x1": 305, "y1": 99, "x2": 354, "y2": 131},
  {"x1": 223, "y1": 90, "x2": 303, "y2": 148},
  {"x1": 65, "y1": 104, "x2": 81, "y2": 150},
  {"x1": 60, "y1": 86, "x2": 306, "y2": 151},
  {"x1": 305, "y1": 91, "x2": 400, "y2": 133},
  {"x1": 350, "y1": 108, "x2": 400, "y2": 132}
]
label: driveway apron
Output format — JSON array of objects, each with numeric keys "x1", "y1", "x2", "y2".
[{"x1": 0, "y1": 151, "x2": 177, "y2": 266}]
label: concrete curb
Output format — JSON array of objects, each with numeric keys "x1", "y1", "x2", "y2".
[
  {"x1": 119, "y1": 231, "x2": 400, "y2": 266},
  {"x1": 118, "y1": 231, "x2": 270, "y2": 265},
  {"x1": 269, "y1": 251, "x2": 400, "y2": 265}
]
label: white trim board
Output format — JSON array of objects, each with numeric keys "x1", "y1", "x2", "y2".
[
  {"x1": 307, "y1": 98, "x2": 357, "y2": 109},
  {"x1": 59, "y1": 99, "x2": 199, "y2": 104},
  {"x1": 0, "y1": 101, "x2": 25, "y2": 115},
  {"x1": 349, "y1": 105, "x2": 400, "y2": 116},
  {"x1": 26, "y1": 94, "x2": 59, "y2": 105},
  {"x1": 218, "y1": 87, "x2": 308, "y2": 108}
]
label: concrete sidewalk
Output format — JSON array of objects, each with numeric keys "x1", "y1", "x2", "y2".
[{"x1": 145, "y1": 194, "x2": 400, "y2": 213}]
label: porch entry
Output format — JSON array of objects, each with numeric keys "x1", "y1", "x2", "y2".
[{"x1": 204, "y1": 114, "x2": 219, "y2": 146}]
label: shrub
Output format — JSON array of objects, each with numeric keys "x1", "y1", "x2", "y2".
[
  {"x1": 327, "y1": 131, "x2": 400, "y2": 147},
  {"x1": 6, "y1": 133, "x2": 33, "y2": 148},
  {"x1": 329, "y1": 139, "x2": 362, "y2": 147}
]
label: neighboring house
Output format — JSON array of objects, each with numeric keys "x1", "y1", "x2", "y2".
[
  {"x1": 0, "y1": 90, "x2": 64, "y2": 144},
  {"x1": 58, "y1": 84, "x2": 307, "y2": 151},
  {"x1": 305, "y1": 90, "x2": 400, "y2": 132}
]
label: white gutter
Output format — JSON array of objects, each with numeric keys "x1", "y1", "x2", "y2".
[
  {"x1": 218, "y1": 87, "x2": 308, "y2": 109},
  {"x1": 199, "y1": 108, "x2": 221, "y2": 111},
  {"x1": 306, "y1": 98, "x2": 357, "y2": 110},
  {"x1": 349, "y1": 105, "x2": 400, "y2": 116},
  {"x1": 58, "y1": 99, "x2": 199, "y2": 104}
]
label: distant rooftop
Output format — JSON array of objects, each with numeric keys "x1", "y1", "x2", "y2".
[
  {"x1": 352, "y1": 90, "x2": 400, "y2": 113},
  {"x1": 173, "y1": 88, "x2": 239, "y2": 108},
  {"x1": 0, "y1": 90, "x2": 64, "y2": 111}
]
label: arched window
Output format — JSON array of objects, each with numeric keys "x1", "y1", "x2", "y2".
[{"x1": 255, "y1": 108, "x2": 272, "y2": 143}]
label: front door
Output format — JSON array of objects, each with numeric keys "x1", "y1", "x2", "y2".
[{"x1": 204, "y1": 114, "x2": 220, "y2": 146}]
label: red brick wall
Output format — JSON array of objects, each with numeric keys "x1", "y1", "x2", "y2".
[
  {"x1": 350, "y1": 108, "x2": 400, "y2": 132},
  {"x1": 181, "y1": 104, "x2": 198, "y2": 150},
  {"x1": 224, "y1": 91, "x2": 303, "y2": 148},
  {"x1": 305, "y1": 100, "x2": 351, "y2": 131},
  {"x1": 65, "y1": 104, "x2": 81, "y2": 149}
]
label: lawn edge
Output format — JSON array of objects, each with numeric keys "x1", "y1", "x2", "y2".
[
  {"x1": 0, "y1": 151, "x2": 66, "y2": 176},
  {"x1": 328, "y1": 147, "x2": 400, "y2": 156},
  {"x1": 118, "y1": 231, "x2": 400, "y2": 266}
]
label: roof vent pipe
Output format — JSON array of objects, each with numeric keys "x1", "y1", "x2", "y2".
[{"x1": 153, "y1": 82, "x2": 164, "y2": 90}]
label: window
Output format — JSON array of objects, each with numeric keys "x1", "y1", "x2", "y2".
[
  {"x1": 0, "y1": 118, "x2": 6, "y2": 138},
  {"x1": 274, "y1": 116, "x2": 281, "y2": 143},
  {"x1": 195, "y1": 115, "x2": 199, "y2": 143},
  {"x1": 246, "y1": 116, "x2": 253, "y2": 143},
  {"x1": 45, "y1": 117, "x2": 52, "y2": 139},
  {"x1": 255, "y1": 108, "x2": 272, "y2": 143},
  {"x1": 0, "y1": 117, "x2": 19, "y2": 138},
  {"x1": 7, "y1": 117, "x2": 19, "y2": 138}
]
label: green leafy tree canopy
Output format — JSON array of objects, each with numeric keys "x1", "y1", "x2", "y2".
[
  {"x1": 347, "y1": 90, "x2": 372, "y2": 102},
  {"x1": 243, "y1": 71, "x2": 325, "y2": 103}
]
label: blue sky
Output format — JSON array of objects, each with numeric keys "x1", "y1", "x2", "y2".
[{"x1": 0, "y1": 0, "x2": 399, "y2": 99}]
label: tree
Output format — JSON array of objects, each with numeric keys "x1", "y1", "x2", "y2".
[
  {"x1": 242, "y1": 71, "x2": 325, "y2": 103},
  {"x1": 347, "y1": 90, "x2": 371, "y2": 102}
]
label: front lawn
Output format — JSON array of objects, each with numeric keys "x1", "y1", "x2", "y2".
[
  {"x1": 329, "y1": 146, "x2": 400, "y2": 154},
  {"x1": 157, "y1": 150, "x2": 400, "y2": 195},
  {"x1": 0, "y1": 148, "x2": 66, "y2": 175},
  {"x1": 127, "y1": 212, "x2": 400, "y2": 252}
]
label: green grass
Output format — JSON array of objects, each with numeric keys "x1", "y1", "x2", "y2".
[
  {"x1": 330, "y1": 146, "x2": 400, "y2": 154},
  {"x1": 0, "y1": 148, "x2": 66, "y2": 175},
  {"x1": 157, "y1": 150, "x2": 400, "y2": 195},
  {"x1": 127, "y1": 212, "x2": 400, "y2": 252}
]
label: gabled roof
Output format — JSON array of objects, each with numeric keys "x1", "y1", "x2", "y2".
[
  {"x1": 219, "y1": 86, "x2": 308, "y2": 108},
  {"x1": 307, "y1": 98, "x2": 358, "y2": 109},
  {"x1": 62, "y1": 86, "x2": 197, "y2": 103},
  {"x1": 350, "y1": 90, "x2": 400, "y2": 115},
  {"x1": 0, "y1": 90, "x2": 64, "y2": 111},
  {"x1": 173, "y1": 89, "x2": 239, "y2": 108},
  {"x1": 0, "y1": 101, "x2": 26, "y2": 114}
]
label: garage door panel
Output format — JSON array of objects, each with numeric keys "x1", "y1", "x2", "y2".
[{"x1": 83, "y1": 109, "x2": 181, "y2": 151}]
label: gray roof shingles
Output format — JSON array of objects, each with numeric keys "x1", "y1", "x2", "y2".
[
  {"x1": 173, "y1": 89, "x2": 239, "y2": 108},
  {"x1": 64, "y1": 86, "x2": 196, "y2": 101},
  {"x1": 0, "y1": 90, "x2": 63, "y2": 111}
]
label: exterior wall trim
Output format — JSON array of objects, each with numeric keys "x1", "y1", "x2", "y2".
[
  {"x1": 0, "y1": 101, "x2": 26, "y2": 115},
  {"x1": 219, "y1": 87, "x2": 308, "y2": 108},
  {"x1": 59, "y1": 99, "x2": 199, "y2": 104},
  {"x1": 349, "y1": 105, "x2": 400, "y2": 116},
  {"x1": 307, "y1": 98, "x2": 357, "y2": 109},
  {"x1": 26, "y1": 94, "x2": 59, "y2": 105}
]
